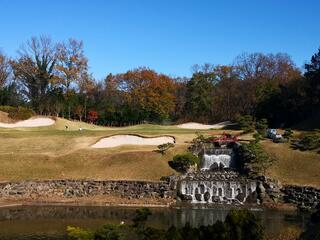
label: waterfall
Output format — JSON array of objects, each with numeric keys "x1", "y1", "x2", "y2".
[
  {"x1": 201, "y1": 154, "x2": 231, "y2": 170},
  {"x1": 177, "y1": 145, "x2": 259, "y2": 205},
  {"x1": 179, "y1": 179, "x2": 258, "y2": 204}
]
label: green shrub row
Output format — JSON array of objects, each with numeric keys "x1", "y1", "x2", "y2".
[
  {"x1": 168, "y1": 153, "x2": 199, "y2": 173},
  {"x1": 291, "y1": 132, "x2": 320, "y2": 152},
  {"x1": 0, "y1": 106, "x2": 35, "y2": 120}
]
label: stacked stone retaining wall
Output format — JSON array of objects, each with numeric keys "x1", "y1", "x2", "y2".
[
  {"x1": 0, "y1": 180, "x2": 174, "y2": 200},
  {"x1": 282, "y1": 185, "x2": 320, "y2": 208}
]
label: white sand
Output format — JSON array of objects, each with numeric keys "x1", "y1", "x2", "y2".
[
  {"x1": 92, "y1": 135, "x2": 175, "y2": 148},
  {"x1": 177, "y1": 121, "x2": 232, "y2": 130},
  {"x1": 0, "y1": 117, "x2": 55, "y2": 128}
]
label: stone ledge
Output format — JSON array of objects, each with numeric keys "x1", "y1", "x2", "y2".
[
  {"x1": 0, "y1": 180, "x2": 174, "y2": 200},
  {"x1": 282, "y1": 185, "x2": 320, "y2": 208}
]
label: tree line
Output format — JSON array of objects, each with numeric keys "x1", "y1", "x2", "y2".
[{"x1": 0, "y1": 36, "x2": 319, "y2": 127}]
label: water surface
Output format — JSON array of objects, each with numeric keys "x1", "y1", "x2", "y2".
[{"x1": 0, "y1": 205, "x2": 309, "y2": 240}]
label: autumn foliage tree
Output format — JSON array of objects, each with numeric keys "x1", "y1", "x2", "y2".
[
  {"x1": 3, "y1": 36, "x2": 319, "y2": 129},
  {"x1": 87, "y1": 110, "x2": 98, "y2": 123},
  {"x1": 113, "y1": 67, "x2": 177, "y2": 122},
  {"x1": 55, "y1": 39, "x2": 89, "y2": 119}
]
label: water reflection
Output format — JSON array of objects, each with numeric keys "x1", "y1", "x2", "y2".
[{"x1": 0, "y1": 205, "x2": 309, "y2": 240}]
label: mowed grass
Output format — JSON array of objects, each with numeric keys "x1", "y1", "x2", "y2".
[
  {"x1": 0, "y1": 147, "x2": 185, "y2": 181},
  {"x1": 262, "y1": 140, "x2": 320, "y2": 187},
  {"x1": 0, "y1": 117, "x2": 224, "y2": 181},
  {"x1": 2, "y1": 117, "x2": 319, "y2": 187}
]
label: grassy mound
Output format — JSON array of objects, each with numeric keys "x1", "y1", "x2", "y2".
[
  {"x1": 0, "y1": 106, "x2": 35, "y2": 121},
  {"x1": 0, "y1": 111, "x2": 13, "y2": 123},
  {"x1": 0, "y1": 123, "x2": 198, "y2": 181},
  {"x1": 262, "y1": 140, "x2": 320, "y2": 187}
]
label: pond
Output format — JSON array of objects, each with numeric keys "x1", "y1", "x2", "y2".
[{"x1": 0, "y1": 205, "x2": 309, "y2": 240}]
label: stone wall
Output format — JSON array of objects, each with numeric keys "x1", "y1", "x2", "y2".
[
  {"x1": 0, "y1": 180, "x2": 174, "y2": 200},
  {"x1": 282, "y1": 185, "x2": 320, "y2": 209},
  {"x1": 177, "y1": 171, "x2": 259, "y2": 204}
]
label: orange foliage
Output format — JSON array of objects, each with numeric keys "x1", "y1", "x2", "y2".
[{"x1": 115, "y1": 67, "x2": 177, "y2": 120}]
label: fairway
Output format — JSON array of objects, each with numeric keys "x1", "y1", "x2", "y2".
[
  {"x1": 1, "y1": 117, "x2": 319, "y2": 188},
  {"x1": 0, "y1": 118, "x2": 220, "y2": 181}
]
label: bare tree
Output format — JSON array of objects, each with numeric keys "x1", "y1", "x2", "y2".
[
  {"x1": 233, "y1": 52, "x2": 301, "y2": 116},
  {"x1": 10, "y1": 36, "x2": 57, "y2": 112},
  {"x1": 0, "y1": 52, "x2": 11, "y2": 87},
  {"x1": 55, "y1": 38, "x2": 88, "y2": 91},
  {"x1": 213, "y1": 65, "x2": 241, "y2": 120},
  {"x1": 55, "y1": 39, "x2": 88, "y2": 118}
]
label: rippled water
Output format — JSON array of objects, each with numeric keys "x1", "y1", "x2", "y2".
[{"x1": 0, "y1": 205, "x2": 309, "y2": 240}]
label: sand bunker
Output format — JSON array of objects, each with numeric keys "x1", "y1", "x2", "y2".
[
  {"x1": 177, "y1": 121, "x2": 232, "y2": 130},
  {"x1": 0, "y1": 117, "x2": 55, "y2": 128},
  {"x1": 92, "y1": 135, "x2": 175, "y2": 148}
]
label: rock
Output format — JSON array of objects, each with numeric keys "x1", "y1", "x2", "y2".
[
  {"x1": 282, "y1": 185, "x2": 320, "y2": 209},
  {"x1": 236, "y1": 192, "x2": 246, "y2": 202},
  {"x1": 212, "y1": 196, "x2": 220, "y2": 202},
  {"x1": 257, "y1": 182, "x2": 266, "y2": 194},
  {"x1": 0, "y1": 180, "x2": 174, "y2": 201},
  {"x1": 195, "y1": 193, "x2": 202, "y2": 201},
  {"x1": 180, "y1": 194, "x2": 193, "y2": 201},
  {"x1": 246, "y1": 191, "x2": 258, "y2": 204},
  {"x1": 204, "y1": 192, "x2": 211, "y2": 201}
]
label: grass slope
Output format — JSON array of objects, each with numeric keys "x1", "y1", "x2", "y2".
[
  {"x1": 262, "y1": 140, "x2": 320, "y2": 187},
  {"x1": 1, "y1": 117, "x2": 319, "y2": 188},
  {"x1": 0, "y1": 118, "x2": 217, "y2": 181},
  {"x1": 0, "y1": 111, "x2": 13, "y2": 123}
]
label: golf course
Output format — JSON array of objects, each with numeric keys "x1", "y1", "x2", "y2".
[{"x1": 0, "y1": 116, "x2": 319, "y2": 188}]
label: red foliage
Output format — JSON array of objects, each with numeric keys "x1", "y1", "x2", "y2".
[{"x1": 87, "y1": 110, "x2": 98, "y2": 123}]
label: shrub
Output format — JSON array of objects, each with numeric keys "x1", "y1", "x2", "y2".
[
  {"x1": 256, "y1": 118, "x2": 268, "y2": 136},
  {"x1": 67, "y1": 226, "x2": 94, "y2": 240},
  {"x1": 238, "y1": 115, "x2": 255, "y2": 133},
  {"x1": 0, "y1": 106, "x2": 35, "y2": 120},
  {"x1": 238, "y1": 141, "x2": 275, "y2": 175},
  {"x1": 271, "y1": 226, "x2": 302, "y2": 240},
  {"x1": 168, "y1": 153, "x2": 199, "y2": 173},
  {"x1": 9, "y1": 107, "x2": 35, "y2": 120},
  {"x1": 283, "y1": 128, "x2": 293, "y2": 139},
  {"x1": 300, "y1": 135, "x2": 319, "y2": 150},
  {"x1": 0, "y1": 106, "x2": 15, "y2": 113},
  {"x1": 156, "y1": 142, "x2": 174, "y2": 155},
  {"x1": 291, "y1": 133, "x2": 320, "y2": 151},
  {"x1": 194, "y1": 132, "x2": 206, "y2": 143},
  {"x1": 87, "y1": 110, "x2": 98, "y2": 123},
  {"x1": 225, "y1": 209, "x2": 264, "y2": 240},
  {"x1": 94, "y1": 224, "x2": 123, "y2": 240},
  {"x1": 253, "y1": 133, "x2": 262, "y2": 143}
]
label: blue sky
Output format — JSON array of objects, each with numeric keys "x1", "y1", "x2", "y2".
[{"x1": 1, "y1": 0, "x2": 319, "y2": 79}]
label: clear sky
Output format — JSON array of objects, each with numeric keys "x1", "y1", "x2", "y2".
[{"x1": 1, "y1": 0, "x2": 319, "y2": 79}]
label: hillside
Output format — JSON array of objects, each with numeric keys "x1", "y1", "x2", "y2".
[
  {"x1": 262, "y1": 140, "x2": 320, "y2": 187},
  {"x1": 0, "y1": 116, "x2": 319, "y2": 188},
  {"x1": 0, "y1": 119, "x2": 215, "y2": 181}
]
